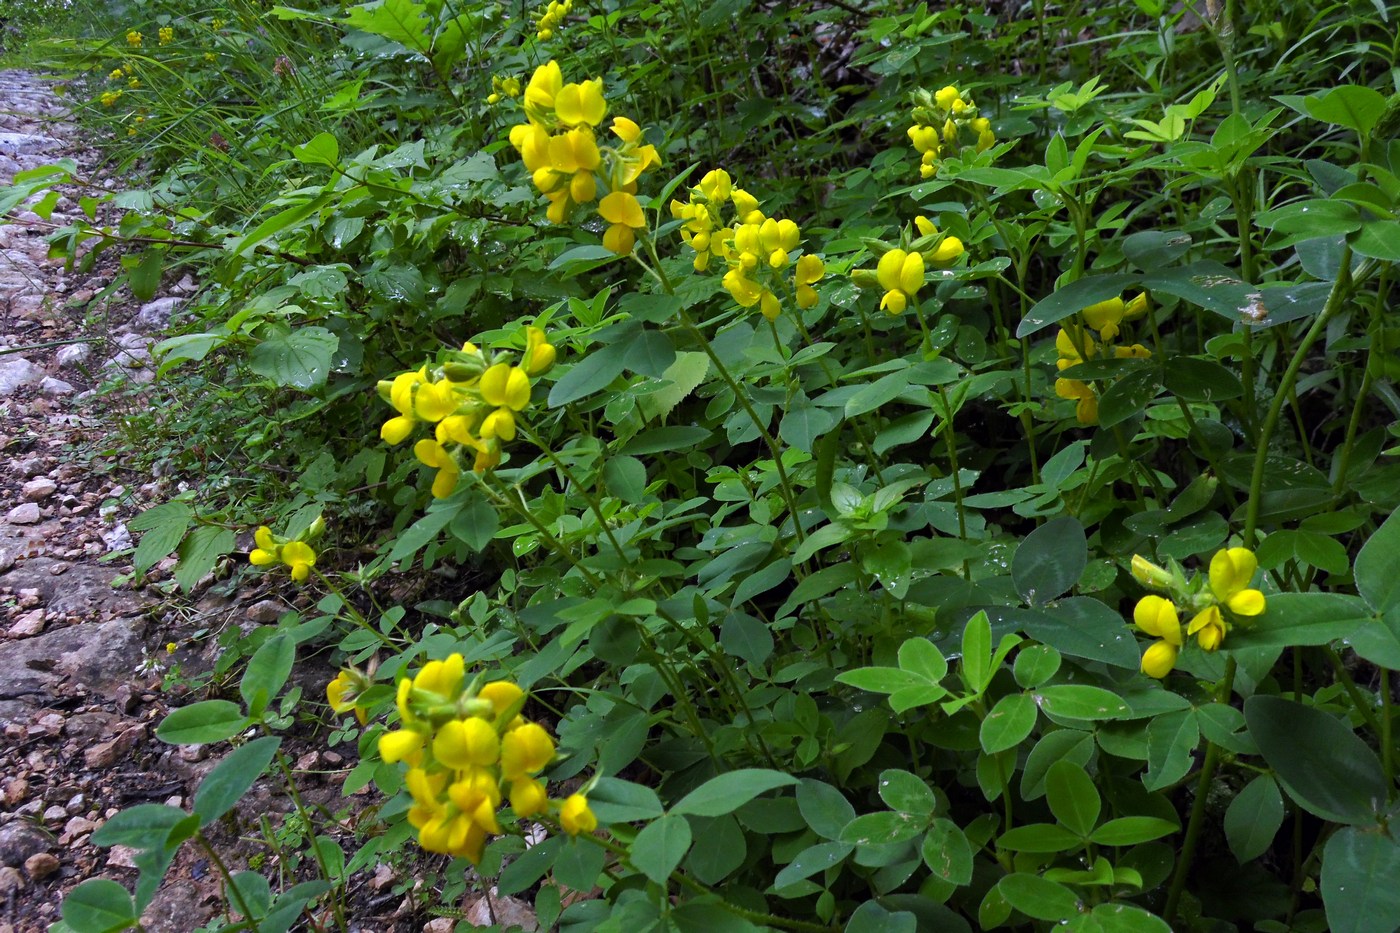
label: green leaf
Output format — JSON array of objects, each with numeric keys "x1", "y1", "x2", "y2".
[
  {"x1": 1097, "y1": 368, "x2": 1163, "y2": 428},
  {"x1": 1245, "y1": 696, "x2": 1387, "y2": 824},
  {"x1": 997, "y1": 873, "x2": 1081, "y2": 921},
  {"x1": 672, "y1": 769, "x2": 799, "y2": 817},
  {"x1": 127, "y1": 249, "x2": 163, "y2": 302},
  {"x1": 1072, "y1": 903, "x2": 1172, "y2": 932},
  {"x1": 1089, "y1": 816, "x2": 1178, "y2": 846},
  {"x1": 960, "y1": 611, "x2": 993, "y2": 693},
  {"x1": 61, "y1": 879, "x2": 137, "y2": 933},
  {"x1": 447, "y1": 495, "x2": 499, "y2": 553},
  {"x1": 156, "y1": 700, "x2": 248, "y2": 745},
  {"x1": 877, "y1": 770, "x2": 935, "y2": 815},
  {"x1": 1034, "y1": 685, "x2": 1130, "y2": 721},
  {"x1": 839, "y1": 810, "x2": 928, "y2": 846},
  {"x1": 249, "y1": 327, "x2": 339, "y2": 390},
  {"x1": 174, "y1": 526, "x2": 236, "y2": 593},
  {"x1": 720, "y1": 610, "x2": 775, "y2": 665},
  {"x1": 1224, "y1": 775, "x2": 1285, "y2": 863},
  {"x1": 623, "y1": 329, "x2": 676, "y2": 378},
  {"x1": 555, "y1": 836, "x2": 608, "y2": 893},
  {"x1": 91, "y1": 804, "x2": 188, "y2": 850},
  {"x1": 1227, "y1": 592, "x2": 1370, "y2": 648},
  {"x1": 548, "y1": 341, "x2": 629, "y2": 406},
  {"x1": 1014, "y1": 645, "x2": 1062, "y2": 688},
  {"x1": 996, "y1": 822, "x2": 1083, "y2": 853},
  {"x1": 240, "y1": 633, "x2": 295, "y2": 716},
  {"x1": 773, "y1": 841, "x2": 853, "y2": 890},
  {"x1": 193, "y1": 736, "x2": 281, "y2": 826},
  {"x1": 1355, "y1": 510, "x2": 1400, "y2": 614},
  {"x1": 1012, "y1": 516, "x2": 1087, "y2": 605},
  {"x1": 846, "y1": 901, "x2": 917, "y2": 933},
  {"x1": 797, "y1": 779, "x2": 857, "y2": 840},
  {"x1": 619, "y1": 425, "x2": 712, "y2": 456},
  {"x1": 498, "y1": 835, "x2": 563, "y2": 895},
  {"x1": 638, "y1": 351, "x2": 710, "y2": 423},
  {"x1": 1144, "y1": 708, "x2": 1198, "y2": 791},
  {"x1": 228, "y1": 871, "x2": 272, "y2": 918},
  {"x1": 587, "y1": 777, "x2": 665, "y2": 823},
  {"x1": 1321, "y1": 826, "x2": 1400, "y2": 933},
  {"x1": 292, "y1": 132, "x2": 339, "y2": 167},
  {"x1": 630, "y1": 813, "x2": 692, "y2": 885},
  {"x1": 1017, "y1": 274, "x2": 1139, "y2": 338},
  {"x1": 779, "y1": 396, "x2": 839, "y2": 450},
  {"x1": 1304, "y1": 85, "x2": 1389, "y2": 137},
  {"x1": 980, "y1": 693, "x2": 1038, "y2": 754},
  {"x1": 898, "y1": 637, "x2": 948, "y2": 683},
  {"x1": 1045, "y1": 761, "x2": 1100, "y2": 837},
  {"x1": 921, "y1": 818, "x2": 974, "y2": 885},
  {"x1": 131, "y1": 502, "x2": 193, "y2": 574},
  {"x1": 1348, "y1": 610, "x2": 1400, "y2": 669},
  {"x1": 342, "y1": 0, "x2": 430, "y2": 52}
]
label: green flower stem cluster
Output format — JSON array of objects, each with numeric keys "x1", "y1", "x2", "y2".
[
  {"x1": 363, "y1": 653, "x2": 596, "y2": 864},
  {"x1": 377, "y1": 327, "x2": 557, "y2": 496},
  {"x1": 1129, "y1": 548, "x2": 1267, "y2": 678}
]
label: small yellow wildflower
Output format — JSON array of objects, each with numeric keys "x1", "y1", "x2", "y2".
[{"x1": 126, "y1": 30, "x2": 142, "y2": 47}]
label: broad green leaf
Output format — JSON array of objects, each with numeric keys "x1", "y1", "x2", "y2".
[
  {"x1": 1304, "y1": 85, "x2": 1388, "y2": 137},
  {"x1": 638, "y1": 352, "x2": 709, "y2": 422},
  {"x1": 1097, "y1": 368, "x2": 1163, "y2": 428},
  {"x1": 877, "y1": 770, "x2": 935, "y2": 815},
  {"x1": 996, "y1": 822, "x2": 1084, "y2": 853},
  {"x1": 498, "y1": 835, "x2": 563, "y2": 895},
  {"x1": 342, "y1": 0, "x2": 430, "y2": 52},
  {"x1": 156, "y1": 700, "x2": 248, "y2": 745},
  {"x1": 61, "y1": 879, "x2": 137, "y2": 933},
  {"x1": 249, "y1": 327, "x2": 339, "y2": 390},
  {"x1": 839, "y1": 810, "x2": 928, "y2": 846},
  {"x1": 1321, "y1": 826, "x2": 1400, "y2": 933},
  {"x1": 630, "y1": 813, "x2": 692, "y2": 885},
  {"x1": 845, "y1": 901, "x2": 917, "y2": 933},
  {"x1": 174, "y1": 526, "x2": 236, "y2": 593},
  {"x1": 1224, "y1": 775, "x2": 1285, "y2": 863},
  {"x1": 1016, "y1": 274, "x2": 1138, "y2": 338},
  {"x1": 897, "y1": 637, "x2": 948, "y2": 683},
  {"x1": 997, "y1": 873, "x2": 1080, "y2": 921},
  {"x1": 548, "y1": 341, "x2": 629, "y2": 406},
  {"x1": 587, "y1": 778, "x2": 664, "y2": 823},
  {"x1": 921, "y1": 818, "x2": 974, "y2": 885},
  {"x1": 1045, "y1": 761, "x2": 1100, "y2": 837},
  {"x1": 1144, "y1": 708, "x2": 1198, "y2": 790},
  {"x1": 672, "y1": 769, "x2": 798, "y2": 817},
  {"x1": 240, "y1": 633, "x2": 295, "y2": 716},
  {"x1": 1012, "y1": 515, "x2": 1087, "y2": 605},
  {"x1": 292, "y1": 132, "x2": 339, "y2": 166},
  {"x1": 91, "y1": 804, "x2": 188, "y2": 850},
  {"x1": 1034, "y1": 685, "x2": 1130, "y2": 721},
  {"x1": 1089, "y1": 816, "x2": 1178, "y2": 846},
  {"x1": 773, "y1": 841, "x2": 853, "y2": 890},
  {"x1": 131, "y1": 502, "x2": 193, "y2": 574},
  {"x1": 1245, "y1": 696, "x2": 1386, "y2": 824},
  {"x1": 980, "y1": 693, "x2": 1038, "y2": 754},
  {"x1": 797, "y1": 779, "x2": 857, "y2": 840},
  {"x1": 1355, "y1": 510, "x2": 1400, "y2": 614},
  {"x1": 194, "y1": 736, "x2": 282, "y2": 826},
  {"x1": 1227, "y1": 592, "x2": 1370, "y2": 648}
]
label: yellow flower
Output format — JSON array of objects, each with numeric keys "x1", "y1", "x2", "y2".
[
  {"x1": 479, "y1": 364, "x2": 531, "y2": 412},
  {"x1": 929, "y1": 236, "x2": 965, "y2": 266},
  {"x1": 126, "y1": 30, "x2": 142, "y2": 47},
  {"x1": 281, "y1": 541, "x2": 315, "y2": 583},
  {"x1": 554, "y1": 78, "x2": 607, "y2": 127},
  {"x1": 1082, "y1": 297, "x2": 1126, "y2": 341},
  {"x1": 501, "y1": 723, "x2": 555, "y2": 779},
  {"x1": 249, "y1": 525, "x2": 279, "y2": 566},
  {"x1": 523, "y1": 60, "x2": 563, "y2": 117},
  {"x1": 109, "y1": 68, "x2": 124, "y2": 81},
  {"x1": 379, "y1": 728, "x2": 426, "y2": 764},
  {"x1": 479, "y1": 681, "x2": 525, "y2": 717},
  {"x1": 327, "y1": 671, "x2": 368, "y2": 725},
  {"x1": 1188, "y1": 605, "x2": 1227, "y2": 651},
  {"x1": 1054, "y1": 378, "x2": 1098, "y2": 425},
  {"x1": 1141, "y1": 640, "x2": 1179, "y2": 679},
  {"x1": 510, "y1": 778, "x2": 549, "y2": 817},
  {"x1": 414, "y1": 653, "x2": 466, "y2": 697},
  {"x1": 876, "y1": 248, "x2": 925, "y2": 314},
  {"x1": 1131, "y1": 554, "x2": 1173, "y2": 590},
  {"x1": 413, "y1": 439, "x2": 460, "y2": 498},
  {"x1": 1133, "y1": 595, "x2": 1182, "y2": 644},
  {"x1": 599, "y1": 190, "x2": 645, "y2": 255},
  {"x1": 559, "y1": 793, "x2": 597, "y2": 835},
  {"x1": 795, "y1": 254, "x2": 824, "y2": 309},
  {"x1": 1124, "y1": 292, "x2": 1150, "y2": 320},
  {"x1": 522, "y1": 327, "x2": 556, "y2": 376},
  {"x1": 934, "y1": 85, "x2": 961, "y2": 111},
  {"x1": 433, "y1": 717, "x2": 501, "y2": 769},
  {"x1": 1208, "y1": 548, "x2": 1266, "y2": 616},
  {"x1": 158, "y1": 26, "x2": 173, "y2": 45},
  {"x1": 165, "y1": 642, "x2": 177, "y2": 654},
  {"x1": 1055, "y1": 328, "x2": 1097, "y2": 369}
]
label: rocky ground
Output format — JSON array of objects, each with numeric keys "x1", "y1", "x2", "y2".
[{"x1": 0, "y1": 71, "x2": 540, "y2": 933}]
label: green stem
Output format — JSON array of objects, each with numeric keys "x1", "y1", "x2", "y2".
[
  {"x1": 197, "y1": 831, "x2": 259, "y2": 928},
  {"x1": 1243, "y1": 247, "x2": 1354, "y2": 544},
  {"x1": 1163, "y1": 656, "x2": 1237, "y2": 925},
  {"x1": 271, "y1": 748, "x2": 348, "y2": 932}
]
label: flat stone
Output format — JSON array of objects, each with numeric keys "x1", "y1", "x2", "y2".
[
  {"x1": 0, "y1": 821, "x2": 48, "y2": 868},
  {"x1": 40, "y1": 377, "x2": 74, "y2": 397},
  {"x1": 21, "y1": 478, "x2": 56, "y2": 501},
  {"x1": 55, "y1": 343, "x2": 92, "y2": 368},
  {"x1": 5, "y1": 503, "x2": 41, "y2": 524},
  {"x1": 0, "y1": 358, "x2": 44, "y2": 395},
  {"x1": 130, "y1": 296, "x2": 182, "y2": 332},
  {"x1": 23, "y1": 851, "x2": 58, "y2": 881},
  {"x1": 7, "y1": 609, "x2": 45, "y2": 637},
  {"x1": 0, "y1": 616, "x2": 147, "y2": 702}
]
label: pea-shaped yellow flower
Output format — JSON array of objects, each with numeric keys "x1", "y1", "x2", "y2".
[
  {"x1": 522, "y1": 327, "x2": 557, "y2": 376},
  {"x1": 929, "y1": 235, "x2": 965, "y2": 266},
  {"x1": 413, "y1": 439, "x2": 459, "y2": 498},
  {"x1": 554, "y1": 78, "x2": 606, "y2": 127},
  {"x1": 434, "y1": 717, "x2": 501, "y2": 769},
  {"x1": 599, "y1": 190, "x2": 645, "y2": 255},
  {"x1": 1208, "y1": 548, "x2": 1266, "y2": 616},
  {"x1": 379, "y1": 728, "x2": 426, "y2": 764},
  {"x1": 935, "y1": 85, "x2": 961, "y2": 111},
  {"x1": 1141, "y1": 640, "x2": 1179, "y2": 679},
  {"x1": 1082, "y1": 297, "x2": 1126, "y2": 341},
  {"x1": 1054, "y1": 378, "x2": 1098, "y2": 425},
  {"x1": 1134, "y1": 595, "x2": 1182, "y2": 678},
  {"x1": 510, "y1": 777, "x2": 549, "y2": 817},
  {"x1": 281, "y1": 541, "x2": 316, "y2": 583},
  {"x1": 795, "y1": 254, "x2": 825, "y2": 309},
  {"x1": 249, "y1": 526, "x2": 279, "y2": 566},
  {"x1": 1188, "y1": 605, "x2": 1227, "y2": 651},
  {"x1": 478, "y1": 680, "x2": 525, "y2": 716},
  {"x1": 559, "y1": 793, "x2": 597, "y2": 835},
  {"x1": 501, "y1": 723, "x2": 555, "y2": 780},
  {"x1": 876, "y1": 248, "x2": 925, "y2": 315}
]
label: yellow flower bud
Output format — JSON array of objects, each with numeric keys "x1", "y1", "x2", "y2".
[
  {"x1": 559, "y1": 793, "x2": 597, "y2": 835},
  {"x1": 433, "y1": 717, "x2": 500, "y2": 769},
  {"x1": 1141, "y1": 640, "x2": 1178, "y2": 679}
]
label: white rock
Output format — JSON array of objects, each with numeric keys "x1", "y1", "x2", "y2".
[
  {"x1": 6, "y1": 503, "x2": 42, "y2": 525},
  {"x1": 40, "y1": 377, "x2": 74, "y2": 396},
  {"x1": 0, "y1": 358, "x2": 45, "y2": 395},
  {"x1": 56, "y1": 343, "x2": 92, "y2": 368},
  {"x1": 130, "y1": 296, "x2": 182, "y2": 333}
]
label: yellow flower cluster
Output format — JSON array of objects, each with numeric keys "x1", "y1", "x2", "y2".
[
  {"x1": 126, "y1": 30, "x2": 142, "y2": 47},
  {"x1": 248, "y1": 519, "x2": 323, "y2": 583},
  {"x1": 508, "y1": 61, "x2": 660, "y2": 254},
  {"x1": 486, "y1": 74, "x2": 521, "y2": 106},
  {"x1": 670, "y1": 169, "x2": 826, "y2": 320},
  {"x1": 373, "y1": 654, "x2": 597, "y2": 863},
  {"x1": 535, "y1": 0, "x2": 572, "y2": 41},
  {"x1": 1054, "y1": 292, "x2": 1151, "y2": 425},
  {"x1": 379, "y1": 327, "x2": 557, "y2": 496},
  {"x1": 158, "y1": 26, "x2": 174, "y2": 45},
  {"x1": 907, "y1": 84, "x2": 995, "y2": 179},
  {"x1": 1130, "y1": 549, "x2": 1266, "y2": 678},
  {"x1": 100, "y1": 90, "x2": 123, "y2": 108},
  {"x1": 852, "y1": 215, "x2": 964, "y2": 316}
]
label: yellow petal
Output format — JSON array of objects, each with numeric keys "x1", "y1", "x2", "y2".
[
  {"x1": 1141, "y1": 640, "x2": 1178, "y2": 679},
  {"x1": 898, "y1": 251, "x2": 925, "y2": 295},
  {"x1": 599, "y1": 190, "x2": 644, "y2": 227},
  {"x1": 1228, "y1": 588, "x2": 1266, "y2": 616},
  {"x1": 876, "y1": 249, "x2": 908, "y2": 292},
  {"x1": 381, "y1": 415, "x2": 415, "y2": 445}
]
